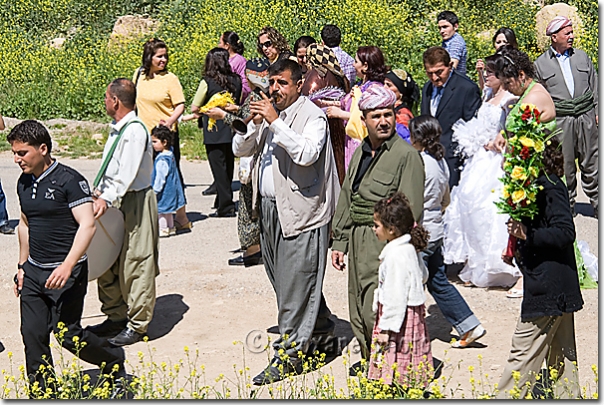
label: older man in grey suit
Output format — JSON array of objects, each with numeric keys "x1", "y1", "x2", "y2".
[
  {"x1": 534, "y1": 16, "x2": 598, "y2": 217},
  {"x1": 233, "y1": 58, "x2": 340, "y2": 385}
]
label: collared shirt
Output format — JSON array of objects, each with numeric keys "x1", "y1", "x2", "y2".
[
  {"x1": 97, "y1": 111, "x2": 154, "y2": 206},
  {"x1": 442, "y1": 33, "x2": 467, "y2": 75},
  {"x1": 234, "y1": 96, "x2": 327, "y2": 198},
  {"x1": 352, "y1": 136, "x2": 389, "y2": 193},
  {"x1": 331, "y1": 46, "x2": 357, "y2": 86},
  {"x1": 552, "y1": 47, "x2": 575, "y2": 97},
  {"x1": 17, "y1": 161, "x2": 93, "y2": 267},
  {"x1": 430, "y1": 71, "x2": 453, "y2": 116}
]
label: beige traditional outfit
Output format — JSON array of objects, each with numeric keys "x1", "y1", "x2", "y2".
[{"x1": 95, "y1": 111, "x2": 159, "y2": 334}]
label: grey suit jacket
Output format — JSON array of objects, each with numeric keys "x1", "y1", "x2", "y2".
[{"x1": 534, "y1": 47, "x2": 598, "y2": 112}]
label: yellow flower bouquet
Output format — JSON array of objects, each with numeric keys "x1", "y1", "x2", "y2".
[
  {"x1": 199, "y1": 91, "x2": 236, "y2": 131},
  {"x1": 496, "y1": 103, "x2": 558, "y2": 258}
]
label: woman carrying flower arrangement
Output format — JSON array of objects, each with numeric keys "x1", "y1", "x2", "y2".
[
  {"x1": 491, "y1": 47, "x2": 556, "y2": 298},
  {"x1": 494, "y1": 48, "x2": 583, "y2": 398}
]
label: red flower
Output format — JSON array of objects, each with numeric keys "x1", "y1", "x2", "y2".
[
  {"x1": 534, "y1": 108, "x2": 541, "y2": 117},
  {"x1": 520, "y1": 146, "x2": 530, "y2": 160},
  {"x1": 520, "y1": 200, "x2": 528, "y2": 207}
]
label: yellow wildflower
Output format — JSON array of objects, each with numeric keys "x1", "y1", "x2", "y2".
[{"x1": 534, "y1": 139, "x2": 544, "y2": 152}]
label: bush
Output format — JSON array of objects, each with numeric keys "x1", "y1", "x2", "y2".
[{"x1": 0, "y1": 0, "x2": 598, "y2": 121}]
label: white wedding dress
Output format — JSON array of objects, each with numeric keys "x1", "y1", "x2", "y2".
[{"x1": 442, "y1": 89, "x2": 521, "y2": 288}]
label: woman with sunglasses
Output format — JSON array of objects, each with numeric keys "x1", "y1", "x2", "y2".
[
  {"x1": 442, "y1": 53, "x2": 521, "y2": 289},
  {"x1": 256, "y1": 27, "x2": 294, "y2": 65}
]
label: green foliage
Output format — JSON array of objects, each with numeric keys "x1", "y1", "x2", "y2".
[{"x1": 0, "y1": 0, "x2": 598, "y2": 121}]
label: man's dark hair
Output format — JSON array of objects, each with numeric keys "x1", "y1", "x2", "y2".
[
  {"x1": 7, "y1": 120, "x2": 52, "y2": 153},
  {"x1": 268, "y1": 58, "x2": 302, "y2": 83},
  {"x1": 321, "y1": 24, "x2": 342, "y2": 48},
  {"x1": 437, "y1": 10, "x2": 459, "y2": 26},
  {"x1": 108, "y1": 78, "x2": 137, "y2": 110},
  {"x1": 423, "y1": 46, "x2": 451, "y2": 67}
]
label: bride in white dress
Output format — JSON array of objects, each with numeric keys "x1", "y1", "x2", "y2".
[{"x1": 443, "y1": 54, "x2": 521, "y2": 288}]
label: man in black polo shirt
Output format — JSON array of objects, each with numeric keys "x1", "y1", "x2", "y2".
[{"x1": 8, "y1": 120, "x2": 126, "y2": 395}]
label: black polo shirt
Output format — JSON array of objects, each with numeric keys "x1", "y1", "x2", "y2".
[{"x1": 17, "y1": 161, "x2": 93, "y2": 267}]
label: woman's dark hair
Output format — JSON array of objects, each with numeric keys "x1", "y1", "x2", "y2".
[
  {"x1": 493, "y1": 27, "x2": 518, "y2": 49},
  {"x1": 374, "y1": 192, "x2": 429, "y2": 252},
  {"x1": 409, "y1": 115, "x2": 445, "y2": 160},
  {"x1": 256, "y1": 26, "x2": 291, "y2": 56},
  {"x1": 142, "y1": 38, "x2": 168, "y2": 76},
  {"x1": 222, "y1": 31, "x2": 245, "y2": 55},
  {"x1": 7, "y1": 120, "x2": 52, "y2": 153},
  {"x1": 497, "y1": 47, "x2": 535, "y2": 80},
  {"x1": 203, "y1": 47, "x2": 239, "y2": 95},
  {"x1": 484, "y1": 53, "x2": 506, "y2": 76},
  {"x1": 294, "y1": 36, "x2": 316, "y2": 54},
  {"x1": 356, "y1": 46, "x2": 387, "y2": 83},
  {"x1": 542, "y1": 137, "x2": 564, "y2": 177},
  {"x1": 151, "y1": 125, "x2": 173, "y2": 149}
]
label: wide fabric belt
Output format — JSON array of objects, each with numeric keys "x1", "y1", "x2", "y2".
[
  {"x1": 554, "y1": 90, "x2": 594, "y2": 117},
  {"x1": 350, "y1": 193, "x2": 375, "y2": 226}
]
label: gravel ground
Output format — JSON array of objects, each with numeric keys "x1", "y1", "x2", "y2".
[{"x1": 0, "y1": 152, "x2": 598, "y2": 398}]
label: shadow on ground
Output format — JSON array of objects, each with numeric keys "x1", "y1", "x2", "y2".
[{"x1": 146, "y1": 294, "x2": 189, "y2": 341}]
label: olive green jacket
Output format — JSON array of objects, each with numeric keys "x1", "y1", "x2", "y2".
[{"x1": 331, "y1": 134, "x2": 425, "y2": 254}]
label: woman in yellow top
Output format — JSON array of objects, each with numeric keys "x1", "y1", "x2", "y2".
[{"x1": 134, "y1": 38, "x2": 190, "y2": 230}]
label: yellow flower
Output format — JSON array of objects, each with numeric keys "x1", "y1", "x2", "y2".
[
  {"x1": 534, "y1": 140, "x2": 544, "y2": 152},
  {"x1": 520, "y1": 103, "x2": 536, "y2": 111},
  {"x1": 528, "y1": 167, "x2": 538, "y2": 178},
  {"x1": 519, "y1": 136, "x2": 535, "y2": 148},
  {"x1": 512, "y1": 189, "x2": 526, "y2": 203},
  {"x1": 511, "y1": 167, "x2": 527, "y2": 181}
]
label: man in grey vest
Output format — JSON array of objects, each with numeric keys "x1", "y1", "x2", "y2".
[
  {"x1": 534, "y1": 16, "x2": 598, "y2": 217},
  {"x1": 233, "y1": 58, "x2": 340, "y2": 385}
]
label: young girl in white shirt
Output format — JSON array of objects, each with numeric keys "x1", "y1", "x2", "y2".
[{"x1": 368, "y1": 192, "x2": 433, "y2": 387}]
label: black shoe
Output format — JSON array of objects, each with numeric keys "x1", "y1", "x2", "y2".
[
  {"x1": 349, "y1": 360, "x2": 365, "y2": 377},
  {"x1": 228, "y1": 251, "x2": 263, "y2": 267},
  {"x1": 202, "y1": 184, "x2": 217, "y2": 196},
  {"x1": 209, "y1": 208, "x2": 236, "y2": 218},
  {"x1": 86, "y1": 319, "x2": 127, "y2": 338},
  {"x1": 0, "y1": 224, "x2": 14, "y2": 235},
  {"x1": 252, "y1": 356, "x2": 302, "y2": 386},
  {"x1": 108, "y1": 328, "x2": 144, "y2": 347}
]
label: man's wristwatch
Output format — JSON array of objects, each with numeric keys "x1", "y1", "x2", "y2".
[{"x1": 17, "y1": 263, "x2": 24, "y2": 270}]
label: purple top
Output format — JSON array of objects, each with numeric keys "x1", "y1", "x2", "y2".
[{"x1": 229, "y1": 53, "x2": 251, "y2": 102}]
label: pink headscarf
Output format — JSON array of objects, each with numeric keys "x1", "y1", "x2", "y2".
[
  {"x1": 358, "y1": 84, "x2": 397, "y2": 111},
  {"x1": 546, "y1": 16, "x2": 572, "y2": 36}
]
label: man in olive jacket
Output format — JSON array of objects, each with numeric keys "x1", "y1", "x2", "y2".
[{"x1": 331, "y1": 85, "x2": 425, "y2": 361}]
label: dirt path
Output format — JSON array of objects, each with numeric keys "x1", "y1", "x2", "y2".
[{"x1": 0, "y1": 153, "x2": 598, "y2": 398}]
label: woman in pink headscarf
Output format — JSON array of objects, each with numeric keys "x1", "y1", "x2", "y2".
[{"x1": 326, "y1": 46, "x2": 388, "y2": 171}]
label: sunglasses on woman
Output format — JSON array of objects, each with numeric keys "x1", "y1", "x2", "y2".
[{"x1": 260, "y1": 40, "x2": 272, "y2": 49}]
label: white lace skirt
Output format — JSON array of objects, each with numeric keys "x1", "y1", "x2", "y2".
[{"x1": 442, "y1": 148, "x2": 521, "y2": 288}]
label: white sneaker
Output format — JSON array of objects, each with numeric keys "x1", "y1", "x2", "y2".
[
  {"x1": 159, "y1": 228, "x2": 172, "y2": 238},
  {"x1": 451, "y1": 325, "x2": 486, "y2": 348}
]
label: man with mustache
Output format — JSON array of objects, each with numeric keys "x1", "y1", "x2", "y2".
[
  {"x1": 534, "y1": 16, "x2": 599, "y2": 218},
  {"x1": 331, "y1": 85, "x2": 425, "y2": 365},
  {"x1": 233, "y1": 58, "x2": 340, "y2": 385}
]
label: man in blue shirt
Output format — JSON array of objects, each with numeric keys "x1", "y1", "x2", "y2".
[{"x1": 438, "y1": 11, "x2": 468, "y2": 76}]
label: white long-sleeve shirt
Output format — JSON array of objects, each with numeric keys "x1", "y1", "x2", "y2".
[
  {"x1": 96, "y1": 111, "x2": 154, "y2": 206},
  {"x1": 372, "y1": 234, "x2": 428, "y2": 333},
  {"x1": 232, "y1": 96, "x2": 327, "y2": 198},
  {"x1": 421, "y1": 151, "x2": 450, "y2": 242}
]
